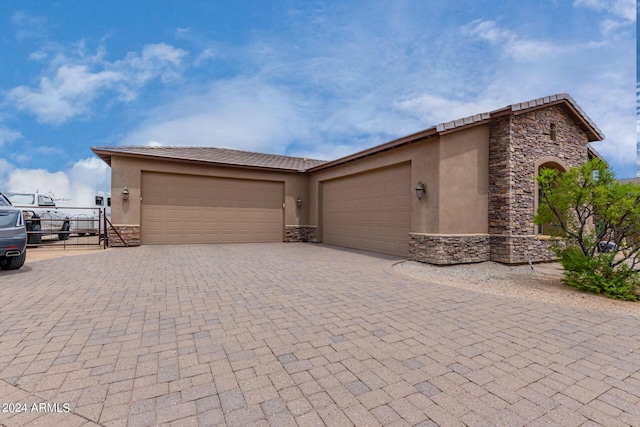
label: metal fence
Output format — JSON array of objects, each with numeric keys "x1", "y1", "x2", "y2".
[{"x1": 17, "y1": 207, "x2": 108, "y2": 250}]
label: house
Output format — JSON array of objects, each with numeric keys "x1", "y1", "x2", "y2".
[
  {"x1": 618, "y1": 178, "x2": 640, "y2": 184},
  {"x1": 92, "y1": 93, "x2": 604, "y2": 265}
]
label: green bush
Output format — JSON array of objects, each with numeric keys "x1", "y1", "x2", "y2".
[
  {"x1": 556, "y1": 246, "x2": 639, "y2": 301},
  {"x1": 535, "y1": 159, "x2": 640, "y2": 302}
]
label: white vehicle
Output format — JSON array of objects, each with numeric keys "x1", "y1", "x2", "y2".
[{"x1": 4, "y1": 192, "x2": 101, "y2": 243}]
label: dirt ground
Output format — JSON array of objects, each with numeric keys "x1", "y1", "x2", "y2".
[{"x1": 26, "y1": 247, "x2": 110, "y2": 262}]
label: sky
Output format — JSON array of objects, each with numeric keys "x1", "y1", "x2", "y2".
[{"x1": 0, "y1": 0, "x2": 636, "y2": 205}]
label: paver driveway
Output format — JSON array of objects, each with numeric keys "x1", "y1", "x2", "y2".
[{"x1": 0, "y1": 243, "x2": 639, "y2": 426}]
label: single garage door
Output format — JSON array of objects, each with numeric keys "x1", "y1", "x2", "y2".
[
  {"x1": 141, "y1": 172, "x2": 284, "y2": 244},
  {"x1": 322, "y1": 163, "x2": 411, "y2": 256}
]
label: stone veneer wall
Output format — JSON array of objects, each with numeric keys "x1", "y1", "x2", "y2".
[
  {"x1": 488, "y1": 105, "x2": 588, "y2": 264},
  {"x1": 284, "y1": 226, "x2": 317, "y2": 243},
  {"x1": 490, "y1": 235, "x2": 558, "y2": 264},
  {"x1": 108, "y1": 225, "x2": 140, "y2": 247},
  {"x1": 409, "y1": 234, "x2": 490, "y2": 265}
]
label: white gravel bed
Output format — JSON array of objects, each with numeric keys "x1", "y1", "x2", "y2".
[{"x1": 394, "y1": 261, "x2": 640, "y2": 317}]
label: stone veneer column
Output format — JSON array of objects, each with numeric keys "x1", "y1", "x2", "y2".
[
  {"x1": 284, "y1": 226, "x2": 317, "y2": 243},
  {"x1": 488, "y1": 105, "x2": 588, "y2": 264},
  {"x1": 108, "y1": 225, "x2": 140, "y2": 247}
]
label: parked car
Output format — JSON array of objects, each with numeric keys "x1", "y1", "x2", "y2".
[
  {"x1": 0, "y1": 193, "x2": 27, "y2": 270},
  {"x1": 4, "y1": 192, "x2": 71, "y2": 243},
  {"x1": 598, "y1": 240, "x2": 619, "y2": 253}
]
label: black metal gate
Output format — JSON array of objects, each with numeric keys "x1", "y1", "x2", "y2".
[{"x1": 22, "y1": 207, "x2": 107, "y2": 250}]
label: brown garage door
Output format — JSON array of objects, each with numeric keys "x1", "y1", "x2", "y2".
[
  {"x1": 141, "y1": 172, "x2": 284, "y2": 244},
  {"x1": 322, "y1": 163, "x2": 411, "y2": 256}
]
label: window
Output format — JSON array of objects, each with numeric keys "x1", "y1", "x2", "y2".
[
  {"x1": 550, "y1": 123, "x2": 557, "y2": 141},
  {"x1": 5, "y1": 193, "x2": 35, "y2": 205},
  {"x1": 38, "y1": 195, "x2": 55, "y2": 207}
]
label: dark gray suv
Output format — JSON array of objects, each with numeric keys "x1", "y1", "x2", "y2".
[{"x1": 0, "y1": 193, "x2": 27, "y2": 270}]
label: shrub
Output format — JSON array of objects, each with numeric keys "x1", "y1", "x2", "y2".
[
  {"x1": 555, "y1": 245, "x2": 638, "y2": 301},
  {"x1": 536, "y1": 159, "x2": 640, "y2": 301}
]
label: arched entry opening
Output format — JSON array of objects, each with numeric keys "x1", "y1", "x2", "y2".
[{"x1": 534, "y1": 157, "x2": 569, "y2": 235}]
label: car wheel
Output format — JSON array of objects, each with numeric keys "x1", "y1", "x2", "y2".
[
  {"x1": 28, "y1": 223, "x2": 42, "y2": 246},
  {"x1": 59, "y1": 221, "x2": 70, "y2": 241},
  {"x1": 0, "y1": 251, "x2": 26, "y2": 270}
]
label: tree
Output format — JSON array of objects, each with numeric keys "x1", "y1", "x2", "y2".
[{"x1": 535, "y1": 158, "x2": 640, "y2": 300}]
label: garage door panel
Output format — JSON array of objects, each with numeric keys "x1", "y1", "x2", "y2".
[
  {"x1": 141, "y1": 172, "x2": 283, "y2": 244},
  {"x1": 323, "y1": 164, "x2": 411, "y2": 256}
]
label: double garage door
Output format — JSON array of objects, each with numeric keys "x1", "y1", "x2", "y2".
[
  {"x1": 141, "y1": 172, "x2": 283, "y2": 244},
  {"x1": 322, "y1": 163, "x2": 411, "y2": 256},
  {"x1": 140, "y1": 165, "x2": 411, "y2": 255}
]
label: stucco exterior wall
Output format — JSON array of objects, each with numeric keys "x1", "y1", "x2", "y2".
[
  {"x1": 405, "y1": 125, "x2": 491, "y2": 264},
  {"x1": 109, "y1": 156, "x2": 309, "y2": 245},
  {"x1": 308, "y1": 136, "x2": 441, "y2": 239},
  {"x1": 103, "y1": 100, "x2": 596, "y2": 263},
  {"x1": 308, "y1": 126, "x2": 491, "y2": 262},
  {"x1": 438, "y1": 124, "x2": 489, "y2": 234}
]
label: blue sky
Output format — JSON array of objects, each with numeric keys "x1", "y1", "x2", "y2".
[{"x1": 0, "y1": 0, "x2": 636, "y2": 204}]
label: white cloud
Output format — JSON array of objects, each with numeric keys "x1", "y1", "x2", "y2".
[
  {"x1": 115, "y1": 43, "x2": 188, "y2": 85},
  {"x1": 0, "y1": 159, "x2": 16, "y2": 184},
  {"x1": 11, "y1": 11, "x2": 47, "y2": 40},
  {"x1": 457, "y1": 16, "x2": 634, "y2": 176},
  {"x1": 395, "y1": 94, "x2": 503, "y2": 127},
  {"x1": 8, "y1": 65, "x2": 126, "y2": 124},
  {"x1": 11, "y1": 153, "x2": 31, "y2": 164},
  {"x1": 175, "y1": 28, "x2": 191, "y2": 40},
  {"x1": 7, "y1": 43, "x2": 187, "y2": 124},
  {"x1": 581, "y1": 85, "x2": 636, "y2": 178},
  {"x1": 28, "y1": 50, "x2": 48, "y2": 61},
  {"x1": 119, "y1": 78, "x2": 310, "y2": 154},
  {"x1": 68, "y1": 157, "x2": 110, "y2": 189},
  {"x1": 0, "y1": 127, "x2": 21, "y2": 148},
  {"x1": 601, "y1": 19, "x2": 625, "y2": 35},
  {"x1": 195, "y1": 48, "x2": 216, "y2": 65},
  {"x1": 0, "y1": 157, "x2": 110, "y2": 207},
  {"x1": 2, "y1": 168, "x2": 70, "y2": 194},
  {"x1": 573, "y1": 0, "x2": 636, "y2": 22},
  {"x1": 465, "y1": 20, "x2": 512, "y2": 44},
  {"x1": 113, "y1": 10, "x2": 634, "y2": 174},
  {"x1": 465, "y1": 20, "x2": 566, "y2": 63}
]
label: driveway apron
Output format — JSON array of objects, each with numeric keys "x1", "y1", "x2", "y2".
[{"x1": 0, "y1": 243, "x2": 639, "y2": 426}]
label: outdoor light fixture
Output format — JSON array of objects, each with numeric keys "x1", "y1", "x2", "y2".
[
  {"x1": 415, "y1": 181, "x2": 426, "y2": 200},
  {"x1": 122, "y1": 187, "x2": 130, "y2": 201},
  {"x1": 296, "y1": 197, "x2": 302, "y2": 208}
]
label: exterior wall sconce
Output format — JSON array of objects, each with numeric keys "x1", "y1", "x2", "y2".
[
  {"x1": 122, "y1": 187, "x2": 130, "y2": 201},
  {"x1": 415, "y1": 181, "x2": 426, "y2": 200},
  {"x1": 296, "y1": 197, "x2": 302, "y2": 208}
]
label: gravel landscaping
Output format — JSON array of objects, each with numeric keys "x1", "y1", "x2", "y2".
[{"x1": 394, "y1": 260, "x2": 640, "y2": 317}]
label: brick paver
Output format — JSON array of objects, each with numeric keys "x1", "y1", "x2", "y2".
[{"x1": 0, "y1": 243, "x2": 639, "y2": 426}]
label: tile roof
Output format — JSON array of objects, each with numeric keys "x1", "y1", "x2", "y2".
[
  {"x1": 435, "y1": 93, "x2": 603, "y2": 140},
  {"x1": 93, "y1": 93, "x2": 604, "y2": 173},
  {"x1": 92, "y1": 146, "x2": 327, "y2": 171},
  {"x1": 309, "y1": 93, "x2": 604, "y2": 172}
]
